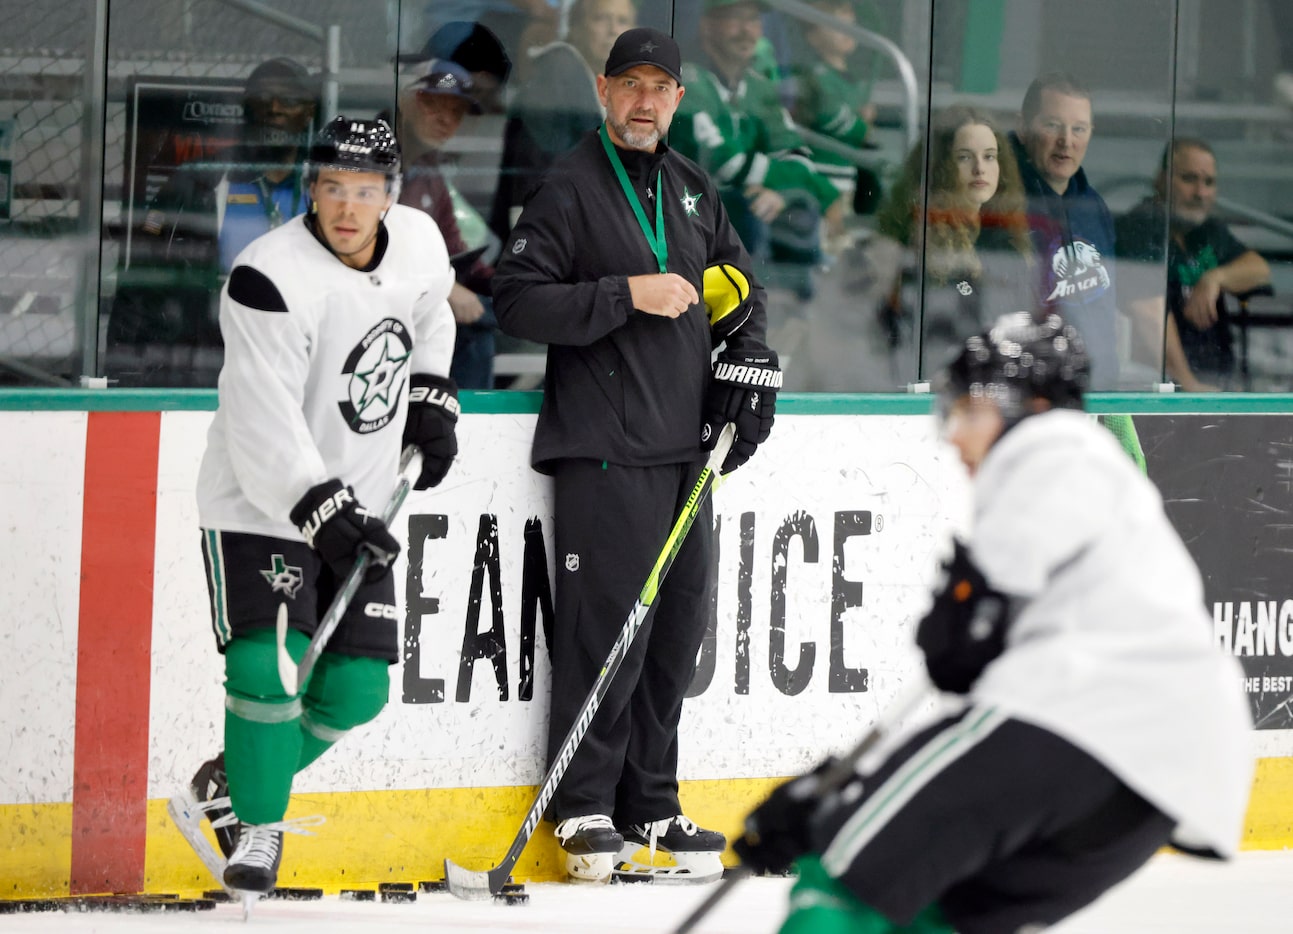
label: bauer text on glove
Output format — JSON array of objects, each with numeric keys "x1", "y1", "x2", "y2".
[
  {"x1": 700, "y1": 349, "x2": 780, "y2": 473},
  {"x1": 290, "y1": 479, "x2": 400, "y2": 583},
  {"x1": 404, "y1": 374, "x2": 459, "y2": 490}
]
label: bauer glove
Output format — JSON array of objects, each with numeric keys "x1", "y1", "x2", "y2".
[
  {"x1": 915, "y1": 539, "x2": 1014, "y2": 694},
  {"x1": 734, "y1": 756, "x2": 848, "y2": 875},
  {"x1": 700, "y1": 350, "x2": 780, "y2": 473},
  {"x1": 403, "y1": 373, "x2": 459, "y2": 490},
  {"x1": 290, "y1": 480, "x2": 400, "y2": 583}
]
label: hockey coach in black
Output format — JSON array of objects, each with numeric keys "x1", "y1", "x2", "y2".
[{"x1": 494, "y1": 26, "x2": 780, "y2": 884}]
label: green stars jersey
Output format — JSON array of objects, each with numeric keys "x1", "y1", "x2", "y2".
[{"x1": 671, "y1": 62, "x2": 839, "y2": 213}]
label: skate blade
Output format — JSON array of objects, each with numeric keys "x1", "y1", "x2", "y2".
[
  {"x1": 167, "y1": 792, "x2": 236, "y2": 896},
  {"x1": 565, "y1": 851, "x2": 614, "y2": 884},
  {"x1": 613, "y1": 845, "x2": 723, "y2": 885}
]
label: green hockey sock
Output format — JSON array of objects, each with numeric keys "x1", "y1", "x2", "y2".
[
  {"x1": 779, "y1": 856, "x2": 955, "y2": 934},
  {"x1": 223, "y1": 628, "x2": 308, "y2": 826},
  {"x1": 296, "y1": 651, "x2": 390, "y2": 770}
]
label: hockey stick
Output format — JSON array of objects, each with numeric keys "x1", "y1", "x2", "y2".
[
  {"x1": 276, "y1": 445, "x2": 423, "y2": 695},
  {"x1": 671, "y1": 678, "x2": 931, "y2": 934},
  {"x1": 444, "y1": 424, "x2": 737, "y2": 901}
]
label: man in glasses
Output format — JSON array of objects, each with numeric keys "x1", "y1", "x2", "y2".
[{"x1": 171, "y1": 116, "x2": 459, "y2": 902}]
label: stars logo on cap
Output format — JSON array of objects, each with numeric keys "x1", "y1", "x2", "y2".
[{"x1": 640, "y1": 40, "x2": 658, "y2": 53}]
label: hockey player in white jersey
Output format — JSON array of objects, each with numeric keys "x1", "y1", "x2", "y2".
[
  {"x1": 734, "y1": 311, "x2": 1253, "y2": 934},
  {"x1": 169, "y1": 116, "x2": 458, "y2": 900}
]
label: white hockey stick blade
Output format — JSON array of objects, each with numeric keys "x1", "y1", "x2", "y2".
[
  {"x1": 443, "y1": 858, "x2": 492, "y2": 901},
  {"x1": 275, "y1": 603, "x2": 297, "y2": 696},
  {"x1": 167, "y1": 791, "x2": 236, "y2": 897}
]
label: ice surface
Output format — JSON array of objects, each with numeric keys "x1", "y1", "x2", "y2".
[{"x1": 3, "y1": 850, "x2": 1290, "y2": 933}]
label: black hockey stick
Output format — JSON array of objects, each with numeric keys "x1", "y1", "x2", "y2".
[
  {"x1": 276, "y1": 445, "x2": 423, "y2": 695},
  {"x1": 444, "y1": 425, "x2": 736, "y2": 900},
  {"x1": 671, "y1": 679, "x2": 931, "y2": 934}
]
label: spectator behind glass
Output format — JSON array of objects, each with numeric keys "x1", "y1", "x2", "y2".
[
  {"x1": 398, "y1": 59, "x2": 500, "y2": 389},
  {"x1": 672, "y1": 0, "x2": 844, "y2": 298},
  {"x1": 877, "y1": 105, "x2": 1035, "y2": 375},
  {"x1": 405, "y1": 18, "x2": 514, "y2": 115},
  {"x1": 1115, "y1": 139, "x2": 1272, "y2": 391},
  {"x1": 106, "y1": 57, "x2": 317, "y2": 387},
  {"x1": 1008, "y1": 73, "x2": 1122, "y2": 389},
  {"x1": 789, "y1": 0, "x2": 879, "y2": 211},
  {"x1": 489, "y1": 0, "x2": 638, "y2": 239}
]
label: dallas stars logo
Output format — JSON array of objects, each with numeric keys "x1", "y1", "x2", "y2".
[
  {"x1": 261, "y1": 554, "x2": 304, "y2": 598},
  {"x1": 680, "y1": 187, "x2": 702, "y2": 217},
  {"x1": 338, "y1": 318, "x2": 415, "y2": 434},
  {"x1": 352, "y1": 338, "x2": 410, "y2": 420}
]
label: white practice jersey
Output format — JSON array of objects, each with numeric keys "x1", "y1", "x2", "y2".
[
  {"x1": 197, "y1": 203, "x2": 455, "y2": 538},
  {"x1": 968, "y1": 409, "x2": 1253, "y2": 856}
]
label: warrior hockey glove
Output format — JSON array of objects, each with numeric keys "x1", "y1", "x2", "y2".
[
  {"x1": 700, "y1": 350, "x2": 780, "y2": 474},
  {"x1": 734, "y1": 756, "x2": 849, "y2": 875},
  {"x1": 290, "y1": 479, "x2": 401, "y2": 584},
  {"x1": 915, "y1": 539, "x2": 1013, "y2": 694},
  {"x1": 403, "y1": 374, "x2": 459, "y2": 490}
]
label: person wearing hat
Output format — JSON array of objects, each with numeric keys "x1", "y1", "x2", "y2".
[
  {"x1": 494, "y1": 25, "x2": 780, "y2": 886},
  {"x1": 671, "y1": 0, "x2": 843, "y2": 298},
  {"x1": 397, "y1": 59, "x2": 499, "y2": 389},
  {"x1": 107, "y1": 57, "x2": 319, "y2": 387}
]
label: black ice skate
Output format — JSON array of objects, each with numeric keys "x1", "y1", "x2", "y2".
[
  {"x1": 167, "y1": 753, "x2": 239, "y2": 895},
  {"x1": 615, "y1": 815, "x2": 726, "y2": 884},
  {"x1": 555, "y1": 814, "x2": 624, "y2": 883},
  {"x1": 224, "y1": 824, "x2": 283, "y2": 893},
  {"x1": 191, "y1": 753, "x2": 238, "y2": 857}
]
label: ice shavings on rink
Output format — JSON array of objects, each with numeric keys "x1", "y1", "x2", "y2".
[{"x1": 2, "y1": 850, "x2": 1290, "y2": 933}]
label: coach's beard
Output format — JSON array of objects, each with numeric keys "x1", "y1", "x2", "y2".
[{"x1": 609, "y1": 114, "x2": 663, "y2": 152}]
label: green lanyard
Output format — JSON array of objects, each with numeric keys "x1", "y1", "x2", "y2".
[
  {"x1": 599, "y1": 125, "x2": 667, "y2": 273},
  {"x1": 256, "y1": 173, "x2": 302, "y2": 229}
]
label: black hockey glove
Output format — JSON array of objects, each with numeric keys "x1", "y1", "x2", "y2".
[
  {"x1": 290, "y1": 479, "x2": 401, "y2": 584},
  {"x1": 915, "y1": 539, "x2": 1014, "y2": 694},
  {"x1": 700, "y1": 350, "x2": 780, "y2": 474},
  {"x1": 403, "y1": 373, "x2": 459, "y2": 490},
  {"x1": 734, "y1": 757, "x2": 849, "y2": 875}
]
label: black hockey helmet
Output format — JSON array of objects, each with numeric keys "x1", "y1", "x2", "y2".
[
  {"x1": 936, "y1": 310, "x2": 1090, "y2": 423},
  {"x1": 307, "y1": 116, "x2": 401, "y2": 186}
]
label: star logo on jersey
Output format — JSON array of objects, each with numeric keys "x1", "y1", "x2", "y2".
[
  {"x1": 353, "y1": 340, "x2": 410, "y2": 418},
  {"x1": 680, "y1": 187, "x2": 702, "y2": 217},
  {"x1": 261, "y1": 554, "x2": 303, "y2": 598},
  {"x1": 338, "y1": 318, "x2": 415, "y2": 434}
]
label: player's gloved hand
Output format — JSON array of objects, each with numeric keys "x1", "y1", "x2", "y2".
[
  {"x1": 916, "y1": 539, "x2": 1013, "y2": 694},
  {"x1": 403, "y1": 374, "x2": 459, "y2": 490},
  {"x1": 290, "y1": 479, "x2": 400, "y2": 583},
  {"x1": 734, "y1": 756, "x2": 843, "y2": 875},
  {"x1": 700, "y1": 350, "x2": 780, "y2": 473}
]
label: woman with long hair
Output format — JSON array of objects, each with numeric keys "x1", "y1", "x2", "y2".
[{"x1": 877, "y1": 105, "x2": 1036, "y2": 375}]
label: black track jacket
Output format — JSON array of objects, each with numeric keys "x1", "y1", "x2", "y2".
[{"x1": 494, "y1": 129, "x2": 769, "y2": 473}]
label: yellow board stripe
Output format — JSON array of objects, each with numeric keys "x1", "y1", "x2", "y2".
[{"x1": 4, "y1": 761, "x2": 1293, "y2": 898}]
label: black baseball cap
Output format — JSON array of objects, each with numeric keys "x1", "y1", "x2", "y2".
[
  {"x1": 604, "y1": 27, "x2": 684, "y2": 86},
  {"x1": 409, "y1": 59, "x2": 484, "y2": 114}
]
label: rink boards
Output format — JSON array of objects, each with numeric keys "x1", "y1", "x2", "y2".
[{"x1": 2, "y1": 395, "x2": 1292, "y2": 897}]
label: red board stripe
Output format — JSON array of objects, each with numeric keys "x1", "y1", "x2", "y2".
[{"x1": 71, "y1": 411, "x2": 161, "y2": 894}]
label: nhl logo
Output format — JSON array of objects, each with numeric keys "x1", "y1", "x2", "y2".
[
  {"x1": 565, "y1": 553, "x2": 580, "y2": 572},
  {"x1": 512, "y1": 238, "x2": 527, "y2": 254}
]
